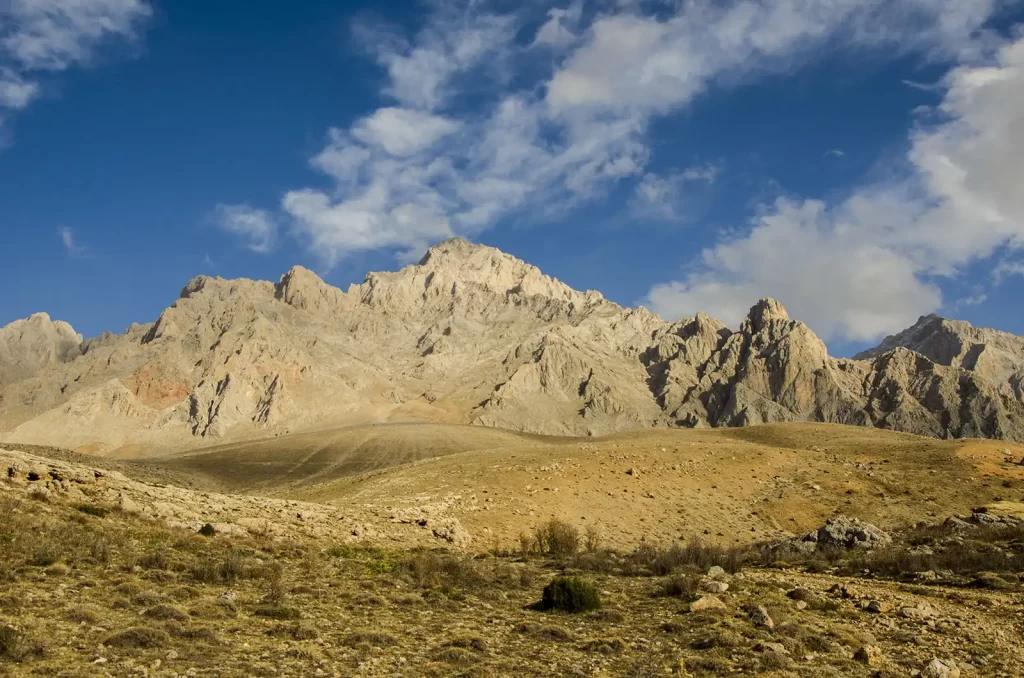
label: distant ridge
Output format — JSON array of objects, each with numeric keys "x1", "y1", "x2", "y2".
[{"x1": 2, "y1": 238, "x2": 1023, "y2": 454}]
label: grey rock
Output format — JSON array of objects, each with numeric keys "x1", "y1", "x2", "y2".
[
  {"x1": 922, "y1": 658, "x2": 961, "y2": 678},
  {"x1": 816, "y1": 516, "x2": 892, "y2": 550}
]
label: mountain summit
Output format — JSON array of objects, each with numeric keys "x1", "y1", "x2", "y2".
[{"x1": 2, "y1": 241, "x2": 1023, "y2": 453}]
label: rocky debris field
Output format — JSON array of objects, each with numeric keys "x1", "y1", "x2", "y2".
[{"x1": 1, "y1": 446, "x2": 472, "y2": 552}]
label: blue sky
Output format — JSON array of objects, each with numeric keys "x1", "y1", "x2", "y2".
[{"x1": 1, "y1": 1, "x2": 1023, "y2": 357}]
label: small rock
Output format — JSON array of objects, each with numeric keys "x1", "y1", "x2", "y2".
[
  {"x1": 854, "y1": 645, "x2": 884, "y2": 667},
  {"x1": 118, "y1": 493, "x2": 142, "y2": 515},
  {"x1": 755, "y1": 642, "x2": 789, "y2": 655},
  {"x1": 690, "y1": 596, "x2": 726, "y2": 612},
  {"x1": 700, "y1": 580, "x2": 729, "y2": 594},
  {"x1": 922, "y1": 658, "x2": 961, "y2": 678},
  {"x1": 795, "y1": 601, "x2": 808, "y2": 610},
  {"x1": 864, "y1": 600, "x2": 890, "y2": 614},
  {"x1": 707, "y1": 566, "x2": 727, "y2": 579},
  {"x1": 749, "y1": 604, "x2": 775, "y2": 630},
  {"x1": 167, "y1": 650, "x2": 179, "y2": 660},
  {"x1": 900, "y1": 606, "x2": 937, "y2": 621}
]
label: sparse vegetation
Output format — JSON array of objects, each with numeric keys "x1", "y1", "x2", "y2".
[{"x1": 1, "y1": 458, "x2": 1024, "y2": 675}]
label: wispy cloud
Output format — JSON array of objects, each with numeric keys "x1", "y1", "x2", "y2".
[
  {"x1": 212, "y1": 204, "x2": 277, "y2": 254},
  {"x1": 57, "y1": 226, "x2": 87, "y2": 258},
  {"x1": 631, "y1": 164, "x2": 720, "y2": 221},
  {"x1": 646, "y1": 35, "x2": 1024, "y2": 341},
  {"x1": 949, "y1": 294, "x2": 988, "y2": 313},
  {"x1": 0, "y1": 0, "x2": 151, "y2": 134},
  {"x1": 824, "y1": 149, "x2": 845, "y2": 158},
  {"x1": 995, "y1": 258, "x2": 1024, "y2": 283},
  {"x1": 264, "y1": 0, "x2": 1004, "y2": 267}
]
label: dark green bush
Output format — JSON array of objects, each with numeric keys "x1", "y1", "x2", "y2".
[
  {"x1": 537, "y1": 576, "x2": 601, "y2": 613},
  {"x1": 76, "y1": 505, "x2": 109, "y2": 518},
  {"x1": 198, "y1": 523, "x2": 216, "y2": 537}
]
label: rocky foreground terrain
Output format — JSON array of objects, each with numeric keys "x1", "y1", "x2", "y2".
[
  {"x1": 1, "y1": 238, "x2": 1023, "y2": 455},
  {"x1": 2, "y1": 427, "x2": 1024, "y2": 677}
]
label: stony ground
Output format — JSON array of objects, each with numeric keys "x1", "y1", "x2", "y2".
[
  {"x1": 2, "y1": 489, "x2": 1024, "y2": 676},
  {"x1": 3, "y1": 424, "x2": 1024, "y2": 677}
]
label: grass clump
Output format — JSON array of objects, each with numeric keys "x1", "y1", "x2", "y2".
[
  {"x1": 102, "y1": 626, "x2": 171, "y2": 649},
  {"x1": 656, "y1": 574, "x2": 700, "y2": 599},
  {"x1": 254, "y1": 603, "x2": 301, "y2": 620},
  {"x1": 0, "y1": 625, "x2": 44, "y2": 662},
  {"x1": 536, "y1": 576, "x2": 601, "y2": 613},
  {"x1": 76, "y1": 505, "x2": 109, "y2": 518}
]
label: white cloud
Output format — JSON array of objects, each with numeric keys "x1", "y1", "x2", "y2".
[
  {"x1": 0, "y1": 70, "x2": 38, "y2": 108},
  {"x1": 0, "y1": 0, "x2": 150, "y2": 129},
  {"x1": 356, "y1": 10, "x2": 517, "y2": 111},
  {"x1": 949, "y1": 293, "x2": 988, "y2": 312},
  {"x1": 545, "y1": 0, "x2": 999, "y2": 114},
  {"x1": 57, "y1": 226, "x2": 86, "y2": 258},
  {"x1": 266, "y1": 0, "x2": 1011, "y2": 319},
  {"x1": 995, "y1": 259, "x2": 1024, "y2": 282},
  {"x1": 631, "y1": 164, "x2": 719, "y2": 221},
  {"x1": 646, "y1": 35, "x2": 1024, "y2": 341},
  {"x1": 351, "y1": 107, "x2": 461, "y2": 157},
  {"x1": 213, "y1": 204, "x2": 277, "y2": 254},
  {"x1": 532, "y1": 3, "x2": 582, "y2": 48}
]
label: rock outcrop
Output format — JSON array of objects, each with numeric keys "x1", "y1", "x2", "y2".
[{"x1": 1, "y1": 238, "x2": 1023, "y2": 453}]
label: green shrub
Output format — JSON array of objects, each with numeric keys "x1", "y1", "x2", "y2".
[
  {"x1": 102, "y1": 626, "x2": 170, "y2": 649},
  {"x1": 537, "y1": 576, "x2": 601, "y2": 613},
  {"x1": 76, "y1": 505, "x2": 109, "y2": 518},
  {"x1": 533, "y1": 519, "x2": 581, "y2": 557},
  {"x1": 254, "y1": 603, "x2": 301, "y2": 620},
  {"x1": 656, "y1": 574, "x2": 699, "y2": 599},
  {"x1": 198, "y1": 523, "x2": 216, "y2": 537}
]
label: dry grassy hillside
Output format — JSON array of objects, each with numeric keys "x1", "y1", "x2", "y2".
[
  {"x1": 273, "y1": 423, "x2": 1023, "y2": 550},
  {"x1": 22, "y1": 421, "x2": 1016, "y2": 551},
  {"x1": 3, "y1": 423, "x2": 1024, "y2": 676}
]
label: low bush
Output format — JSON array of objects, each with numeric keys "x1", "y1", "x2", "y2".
[
  {"x1": 537, "y1": 576, "x2": 601, "y2": 613},
  {"x1": 102, "y1": 626, "x2": 170, "y2": 649},
  {"x1": 76, "y1": 505, "x2": 109, "y2": 518},
  {"x1": 533, "y1": 519, "x2": 581, "y2": 557}
]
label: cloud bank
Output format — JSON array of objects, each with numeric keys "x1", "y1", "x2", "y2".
[{"x1": 220, "y1": 0, "x2": 1017, "y2": 342}]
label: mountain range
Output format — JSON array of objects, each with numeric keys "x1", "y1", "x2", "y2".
[{"x1": 2, "y1": 238, "x2": 1023, "y2": 455}]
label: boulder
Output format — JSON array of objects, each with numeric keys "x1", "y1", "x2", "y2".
[
  {"x1": 690, "y1": 596, "x2": 726, "y2": 612},
  {"x1": 816, "y1": 516, "x2": 892, "y2": 550}
]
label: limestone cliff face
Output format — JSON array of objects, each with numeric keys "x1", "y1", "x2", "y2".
[{"x1": 1, "y1": 238, "x2": 1022, "y2": 453}]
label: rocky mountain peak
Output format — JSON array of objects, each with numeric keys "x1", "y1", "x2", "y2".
[
  {"x1": 274, "y1": 265, "x2": 355, "y2": 315},
  {"x1": 0, "y1": 313, "x2": 84, "y2": 387},
  {"x1": 743, "y1": 298, "x2": 791, "y2": 333}
]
